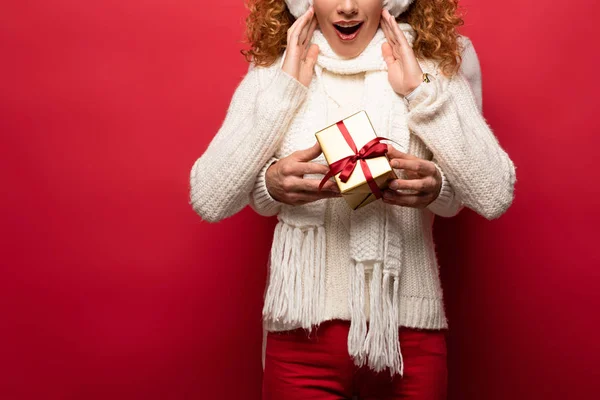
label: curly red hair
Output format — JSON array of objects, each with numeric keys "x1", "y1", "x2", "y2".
[{"x1": 240, "y1": 0, "x2": 466, "y2": 77}]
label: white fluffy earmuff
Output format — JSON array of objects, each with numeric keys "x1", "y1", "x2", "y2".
[{"x1": 284, "y1": 0, "x2": 416, "y2": 19}]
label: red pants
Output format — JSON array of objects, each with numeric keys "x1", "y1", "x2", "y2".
[{"x1": 262, "y1": 319, "x2": 447, "y2": 400}]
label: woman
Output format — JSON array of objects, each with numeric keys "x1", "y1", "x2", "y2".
[{"x1": 189, "y1": 0, "x2": 516, "y2": 398}]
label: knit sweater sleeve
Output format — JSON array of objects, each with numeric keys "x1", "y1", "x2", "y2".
[
  {"x1": 406, "y1": 36, "x2": 516, "y2": 220},
  {"x1": 425, "y1": 158, "x2": 464, "y2": 217},
  {"x1": 422, "y1": 35, "x2": 483, "y2": 218},
  {"x1": 248, "y1": 156, "x2": 284, "y2": 217},
  {"x1": 189, "y1": 62, "x2": 309, "y2": 223}
]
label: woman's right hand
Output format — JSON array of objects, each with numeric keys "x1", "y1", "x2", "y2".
[
  {"x1": 266, "y1": 141, "x2": 342, "y2": 206},
  {"x1": 282, "y1": 6, "x2": 319, "y2": 87}
]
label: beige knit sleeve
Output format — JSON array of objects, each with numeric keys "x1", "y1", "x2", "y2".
[
  {"x1": 425, "y1": 157, "x2": 464, "y2": 217},
  {"x1": 189, "y1": 63, "x2": 309, "y2": 223},
  {"x1": 422, "y1": 35, "x2": 483, "y2": 218},
  {"x1": 249, "y1": 156, "x2": 284, "y2": 217},
  {"x1": 406, "y1": 37, "x2": 517, "y2": 220}
]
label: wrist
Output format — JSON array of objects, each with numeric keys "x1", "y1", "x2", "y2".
[
  {"x1": 404, "y1": 72, "x2": 434, "y2": 101},
  {"x1": 405, "y1": 82, "x2": 424, "y2": 101},
  {"x1": 265, "y1": 161, "x2": 279, "y2": 200},
  {"x1": 433, "y1": 164, "x2": 443, "y2": 198},
  {"x1": 428, "y1": 162, "x2": 449, "y2": 205},
  {"x1": 250, "y1": 157, "x2": 283, "y2": 216}
]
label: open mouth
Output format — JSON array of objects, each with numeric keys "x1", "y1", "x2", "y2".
[{"x1": 333, "y1": 22, "x2": 364, "y2": 36}]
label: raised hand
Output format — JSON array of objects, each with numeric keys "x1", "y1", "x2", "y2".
[
  {"x1": 265, "y1": 141, "x2": 342, "y2": 206},
  {"x1": 380, "y1": 8, "x2": 423, "y2": 96},
  {"x1": 282, "y1": 6, "x2": 319, "y2": 87}
]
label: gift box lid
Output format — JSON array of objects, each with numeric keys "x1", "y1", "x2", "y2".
[{"x1": 315, "y1": 110, "x2": 393, "y2": 193}]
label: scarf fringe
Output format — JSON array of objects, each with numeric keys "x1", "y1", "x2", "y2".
[
  {"x1": 364, "y1": 262, "x2": 386, "y2": 369},
  {"x1": 348, "y1": 261, "x2": 367, "y2": 366},
  {"x1": 348, "y1": 261, "x2": 404, "y2": 377},
  {"x1": 262, "y1": 223, "x2": 326, "y2": 329},
  {"x1": 384, "y1": 270, "x2": 403, "y2": 376}
]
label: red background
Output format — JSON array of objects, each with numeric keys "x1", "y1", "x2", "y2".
[{"x1": 1, "y1": 1, "x2": 598, "y2": 399}]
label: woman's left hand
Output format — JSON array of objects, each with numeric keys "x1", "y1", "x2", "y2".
[
  {"x1": 383, "y1": 145, "x2": 442, "y2": 208},
  {"x1": 380, "y1": 8, "x2": 423, "y2": 96}
]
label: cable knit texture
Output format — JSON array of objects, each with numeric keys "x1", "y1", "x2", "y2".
[{"x1": 190, "y1": 23, "x2": 516, "y2": 376}]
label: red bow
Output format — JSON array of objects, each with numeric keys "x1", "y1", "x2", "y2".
[{"x1": 318, "y1": 120, "x2": 392, "y2": 200}]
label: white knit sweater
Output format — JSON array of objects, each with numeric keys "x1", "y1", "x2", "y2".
[
  {"x1": 189, "y1": 33, "x2": 515, "y2": 336},
  {"x1": 249, "y1": 67, "x2": 466, "y2": 326}
]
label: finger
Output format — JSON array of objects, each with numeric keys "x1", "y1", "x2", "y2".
[
  {"x1": 292, "y1": 189, "x2": 342, "y2": 205},
  {"x1": 292, "y1": 140, "x2": 322, "y2": 162},
  {"x1": 386, "y1": 144, "x2": 417, "y2": 160},
  {"x1": 285, "y1": 176, "x2": 339, "y2": 195},
  {"x1": 317, "y1": 179, "x2": 340, "y2": 192},
  {"x1": 384, "y1": 19, "x2": 404, "y2": 61},
  {"x1": 297, "y1": 15, "x2": 313, "y2": 47},
  {"x1": 383, "y1": 9, "x2": 402, "y2": 43},
  {"x1": 381, "y1": 10, "x2": 400, "y2": 47},
  {"x1": 295, "y1": 159, "x2": 330, "y2": 176},
  {"x1": 302, "y1": 16, "x2": 318, "y2": 59},
  {"x1": 298, "y1": 177, "x2": 340, "y2": 193},
  {"x1": 382, "y1": 41, "x2": 405, "y2": 83},
  {"x1": 389, "y1": 176, "x2": 436, "y2": 193},
  {"x1": 299, "y1": 43, "x2": 319, "y2": 86},
  {"x1": 299, "y1": 14, "x2": 317, "y2": 49},
  {"x1": 390, "y1": 159, "x2": 436, "y2": 177},
  {"x1": 403, "y1": 170, "x2": 421, "y2": 180},
  {"x1": 303, "y1": 16, "x2": 318, "y2": 53},
  {"x1": 382, "y1": 190, "x2": 428, "y2": 208},
  {"x1": 380, "y1": 15, "x2": 396, "y2": 46},
  {"x1": 381, "y1": 10, "x2": 404, "y2": 59},
  {"x1": 288, "y1": 6, "x2": 314, "y2": 47},
  {"x1": 293, "y1": 6, "x2": 314, "y2": 34},
  {"x1": 382, "y1": 42, "x2": 396, "y2": 67},
  {"x1": 302, "y1": 43, "x2": 319, "y2": 68},
  {"x1": 385, "y1": 10, "x2": 415, "y2": 60}
]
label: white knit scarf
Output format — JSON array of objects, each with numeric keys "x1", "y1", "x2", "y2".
[{"x1": 263, "y1": 23, "x2": 429, "y2": 377}]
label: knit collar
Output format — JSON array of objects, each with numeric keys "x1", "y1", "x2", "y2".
[{"x1": 310, "y1": 23, "x2": 416, "y2": 74}]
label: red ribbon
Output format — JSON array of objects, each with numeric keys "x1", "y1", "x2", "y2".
[{"x1": 318, "y1": 120, "x2": 393, "y2": 200}]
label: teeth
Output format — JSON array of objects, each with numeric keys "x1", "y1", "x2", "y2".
[{"x1": 335, "y1": 22, "x2": 361, "y2": 28}]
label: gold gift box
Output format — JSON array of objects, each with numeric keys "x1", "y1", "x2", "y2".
[{"x1": 315, "y1": 110, "x2": 398, "y2": 210}]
